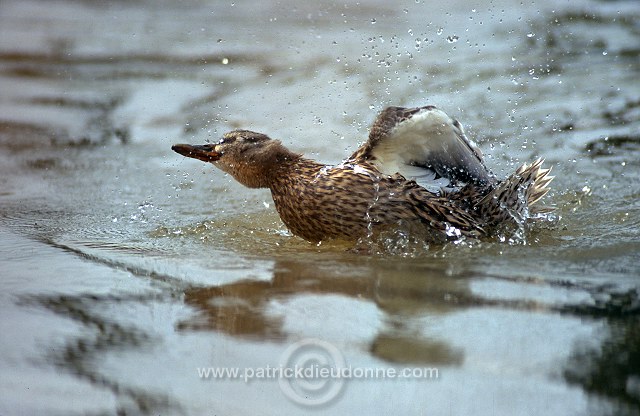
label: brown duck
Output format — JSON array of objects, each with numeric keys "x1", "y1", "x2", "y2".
[{"x1": 172, "y1": 105, "x2": 553, "y2": 243}]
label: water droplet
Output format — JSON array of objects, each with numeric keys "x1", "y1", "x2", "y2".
[
  {"x1": 370, "y1": 18, "x2": 376, "y2": 24},
  {"x1": 602, "y1": 51, "x2": 608, "y2": 56},
  {"x1": 436, "y1": 27, "x2": 444, "y2": 35},
  {"x1": 221, "y1": 57, "x2": 229, "y2": 65},
  {"x1": 526, "y1": 33, "x2": 535, "y2": 38},
  {"x1": 446, "y1": 35, "x2": 459, "y2": 43}
]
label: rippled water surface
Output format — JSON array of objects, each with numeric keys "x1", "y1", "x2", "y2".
[{"x1": 1, "y1": 0, "x2": 639, "y2": 414}]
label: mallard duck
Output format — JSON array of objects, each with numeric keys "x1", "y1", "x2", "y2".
[{"x1": 172, "y1": 105, "x2": 553, "y2": 243}]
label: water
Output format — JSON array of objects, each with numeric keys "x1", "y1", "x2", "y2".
[{"x1": 1, "y1": 0, "x2": 639, "y2": 414}]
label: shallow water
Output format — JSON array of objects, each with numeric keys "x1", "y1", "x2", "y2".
[{"x1": 1, "y1": 0, "x2": 639, "y2": 414}]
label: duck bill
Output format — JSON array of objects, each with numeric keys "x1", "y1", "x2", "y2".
[{"x1": 171, "y1": 144, "x2": 221, "y2": 162}]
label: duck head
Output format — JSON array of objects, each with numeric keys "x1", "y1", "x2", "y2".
[{"x1": 172, "y1": 130, "x2": 300, "y2": 188}]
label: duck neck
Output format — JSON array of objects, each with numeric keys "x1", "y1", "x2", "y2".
[{"x1": 268, "y1": 155, "x2": 324, "y2": 192}]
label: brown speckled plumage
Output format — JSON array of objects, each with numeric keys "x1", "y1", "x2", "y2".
[
  {"x1": 268, "y1": 160, "x2": 484, "y2": 242},
  {"x1": 172, "y1": 106, "x2": 553, "y2": 243}
]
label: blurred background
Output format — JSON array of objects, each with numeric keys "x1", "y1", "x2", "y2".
[{"x1": 0, "y1": 0, "x2": 639, "y2": 414}]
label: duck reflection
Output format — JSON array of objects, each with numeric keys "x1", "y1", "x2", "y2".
[{"x1": 177, "y1": 256, "x2": 483, "y2": 366}]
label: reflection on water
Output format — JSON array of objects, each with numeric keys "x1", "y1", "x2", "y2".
[
  {"x1": 565, "y1": 317, "x2": 640, "y2": 413},
  {"x1": 1, "y1": 0, "x2": 639, "y2": 414},
  {"x1": 25, "y1": 293, "x2": 179, "y2": 415}
]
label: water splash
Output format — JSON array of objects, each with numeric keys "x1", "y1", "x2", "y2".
[{"x1": 444, "y1": 223, "x2": 462, "y2": 239}]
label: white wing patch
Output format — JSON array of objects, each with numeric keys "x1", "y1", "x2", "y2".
[
  {"x1": 369, "y1": 107, "x2": 490, "y2": 190},
  {"x1": 400, "y1": 165, "x2": 455, "y2": 192}
]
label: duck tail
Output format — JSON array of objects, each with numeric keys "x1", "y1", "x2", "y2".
[{"x1": 479, "y1": 158, "x2": 554, "y2": 225}]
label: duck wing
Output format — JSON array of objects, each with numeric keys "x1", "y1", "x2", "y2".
[{"x1": 352, "y1": 106, "x2": 495, "y2": 191}]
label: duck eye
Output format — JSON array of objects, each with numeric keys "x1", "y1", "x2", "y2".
[{"x1": 218, "y1": 136, "x2": 235, "y2": 145}]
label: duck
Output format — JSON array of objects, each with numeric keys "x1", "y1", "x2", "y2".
[{"x1": 172, "y1": 105, "x2": 553, "y2": 243}]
